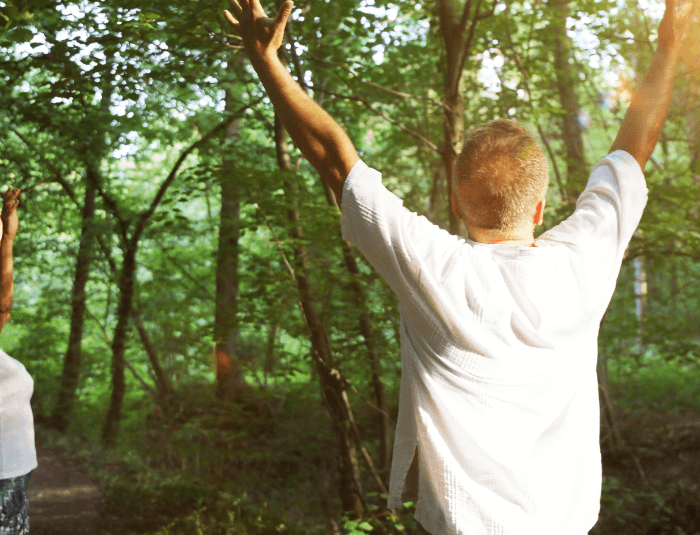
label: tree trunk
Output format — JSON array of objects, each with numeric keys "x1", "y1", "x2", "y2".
[
  {"x1": 549, "y1": 0, "x2": 588, "y2": 204},
  {"x1": 442, "y1": 56, "x2": 466, "y2": 236},
  {"x1": 633, "y1": 254, "x2": 647, "y2": 346},
  {"x1": 274, "y1": 114, "x2": 364, "y2": 518},
  {"x1": 264, "y1": 322, "x2": 279, "y2": 387},
  {"x1": 133, "y1": 311, "x2": 174, "y2": 399},
  {"x1": 97, "y1": 119, "x2": 227, "y2": 446},
  {"x1": 436, "y1": 0, "x2": 487, "y2": 237},
  {"x1": 50, "y1": 179, "x2": 96, "y2": 432},
  {"x1": 321, "y1": 184, "x2": 392, "y2": 476},
  {"x1": 214, "y1": 82, "x2": 247, "y2": 401},
  {"x1": 102, "y1": 244, "x2": 137, "y2": 446}
]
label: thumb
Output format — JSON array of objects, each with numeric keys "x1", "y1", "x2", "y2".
[{"x1": 274, "y1": 1, "x2": 293, "y2": 28}]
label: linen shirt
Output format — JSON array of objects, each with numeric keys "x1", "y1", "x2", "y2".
[
  {"x1": 0, "y1": 348, "x2": 38, "y2": 479},
  {"x1": 341, "y1": 150, "x2": 647, "y2": 535}
]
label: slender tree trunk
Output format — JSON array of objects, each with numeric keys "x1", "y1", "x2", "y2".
[
  {"x1": 597, "y1": 312, "x2": 623, "y2": 451},
  {"x1": 442, "y1": 60, "x2": 466, "y2": 236},
  {"x1": 438, "y1": 0, "x2": 466, "y2": 235},
  {"x1": 436, "y1": 0, "x2": 490, "y2": 236},
  {"x1": 321, "y1": 184, "x2": 392, "y2": 476},
  {"x1": 133, "y1": 311, "x2": 174, "y2": 399},
  {"x1": 633, "y1": 254, "x2": 647, "y2": 346},
  {"x1": 50, "y1": 179, "x2": 96, "y2": 432},
  {"x1": 214, "y1": 81, "x2": 247, "y2": 401},
  {"x1": 275, "y1": 115, "x2": 364, "y2": 518},
  {"x1": 288, "y1": 59, "x2": 391, "y2": 472},
  {"x1": 102, "y1": 244, "x2": 137, "y2": 446},
  {"x1": 549, "y1": 0, "x2": 588, "y2": 204},
  {"x1": 264, "y1": 322, "x2": 279, "y2": 387},
  {"x1": 98, "y1": 119, "x2": 228, "y2": 446}
]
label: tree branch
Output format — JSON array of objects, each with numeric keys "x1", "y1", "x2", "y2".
[
  {"x1": 131, "y1": 118, "x2": 234, "y2": 245},
  {"x1": 461, "y1": 0, "x2": 485, "y2": 74},
  {"x1": 306, "y1": 83, "x2": 441, "y2": 154},
  {"x1": 151, "y1": 238, "x2": 215, "y2": 300},
  {"x1": 85, "y1": 168, "x2": 130, "y2": 244},
  {"x1": 503, "y1": 2, "x2": 564, "y2": 192},
  {"x1": 476, "y1": 0, "x2": 497, "y2": 21},
  {"x1": 306, "y1": 53, "x2": 450, "y2": 111},
  {"x1": 459, "y1": 0, "x2": 475, "y2": 36}
]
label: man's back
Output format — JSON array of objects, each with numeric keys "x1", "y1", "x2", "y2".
[{"x1": 341, "y1": 151, "x2": 647, "y2": 534}]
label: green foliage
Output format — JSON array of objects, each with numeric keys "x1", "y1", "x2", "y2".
[
  {"x1": 593, "y1": 476, "x2": 700, "y2": 535},
  {"x1": 342, "y1": 518, "x2": 374, "y2": 535},
  {"x1": 608, "y1": 353, "x2": 700, "y2": 416},
  {"x1": 2, "y1": 0, "x2": 699, "y2": 531}
]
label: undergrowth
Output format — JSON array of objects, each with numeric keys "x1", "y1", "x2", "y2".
[{"x1": 34, "y1": 351, "x2": 700, "y2": 535}]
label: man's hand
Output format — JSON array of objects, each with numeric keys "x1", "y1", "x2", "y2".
[
  {"x1": 609, "y1": 0, "x2": 695, "y2": 170},
  {"x1": 1, "y1": 187, "x2": 20, "y2": 240},
  {"x1": 224, "y1": 0, "x2": 294, "y2": 63},
  {"x1": 220, "y1": 0, "x2": 358, "y2": 206}
]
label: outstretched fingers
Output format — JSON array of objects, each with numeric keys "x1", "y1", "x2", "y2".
[
  {"x1": 223, "y1": 10, "x2": 239, "y2": 29},
  {"x1": 4, "y1": 188, "x2": 20, "y2": 209},
  {"x1": 274, "y1": 0, "x2": 294, "y2": 29},
  {"x1": 224, "y1": 0, "x2": 243, "y2": 29},
  {"x1": 248, "y1": 0, "x2": 269, "y2": 18}
]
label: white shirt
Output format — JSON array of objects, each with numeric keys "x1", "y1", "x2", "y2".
[
  {"x1": 0, "y1": 348, "x2": 38, "y2": 479},
  {"x1": 341, "y1": 151, "x2": 647, "y2": 535}
]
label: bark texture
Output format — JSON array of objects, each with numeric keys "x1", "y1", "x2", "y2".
[
  {"x1": 102, "y1": 244, "x2": 136, "y2": 446},
  {"x1": 133, "y1": 312, "x2": 174, "y2": 399},
  {"x1": 275, "y1": 115, "x2": 364, "y2": 517},
  {"x1": 101, "y1": 121, "x2": 229, "y2": 446},
  {"x1": 214, "y1": 92, "x2": 246, "y2": 401},
  {"x1": 50, "y1": 179, "x2": 96, "y2": 432},
  {"x1": 436, "y1": 0, "x2": 492, "y2": 236},
  {"x1": 549, "y1": 0, "x2": 588, "y2": 204},
  {"x1": 322, "y1": 184, "x2": 392, "y2": 476},
  {"x1": 214, "y1": 52, "x2": 248, "y2": 401}
]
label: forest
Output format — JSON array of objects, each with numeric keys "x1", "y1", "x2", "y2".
[{"x1": 0, "y1": 0, "x2": 699, "y2": 533}]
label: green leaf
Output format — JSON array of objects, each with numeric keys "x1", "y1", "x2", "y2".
[{"x1": 11, "y1": 27, "x2": 33, "y2": 43}]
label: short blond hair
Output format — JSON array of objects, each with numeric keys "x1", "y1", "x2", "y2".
[{"x1": 453, "y1": 119, "x2": 549, "y2": 230}]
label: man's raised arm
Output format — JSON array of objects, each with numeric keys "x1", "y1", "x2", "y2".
[
  {"x1": 224, "y1": 0, "x2": 359, "y2": 206},
  {"x1": 609, "y1": 0, "x2": 693, "y2": 170}
]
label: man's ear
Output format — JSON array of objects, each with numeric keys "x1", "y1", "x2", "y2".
[
  {"x1": 451, "y1": 192, "x2": 463, "y2": 221},
  {"x1": 533, "y1": 198, "x2": 546, "y2": 226}
]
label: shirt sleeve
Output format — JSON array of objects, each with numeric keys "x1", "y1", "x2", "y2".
[
  {"x1": 341, "y1": 160, "x2": 463, "y2": 310},
  {"x1": 537, "y1": 150, "x2": 648, "y2": 294}
]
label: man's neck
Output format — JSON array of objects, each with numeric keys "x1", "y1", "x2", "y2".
[{"x1": 467, "y1": 226, "x2": 536, "y2": 247}]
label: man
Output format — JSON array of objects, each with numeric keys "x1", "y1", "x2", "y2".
[
  {"x1": 224, "y1": 0, "x2": 692, "y2": 533},
  {"x1": 0, "y1": 186, "x2": 36, "y2": 535}
]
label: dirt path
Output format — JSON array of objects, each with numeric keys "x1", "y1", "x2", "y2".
[{"x1": 27, "y1": 444, "x2": 102, "y2": 535}]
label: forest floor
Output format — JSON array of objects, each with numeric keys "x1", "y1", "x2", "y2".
[
  {"x1": 594, "y1": 407, "x2": 700, "y2": 533},
  {"x1": 30, "y1": 405, "x2": 700, "y2": 535},
  {"x1": 29, "y1": 367, "x2": 700, "y2": 535},
  {"x1": 28, "y1": 444, "x2": 102, "y2": 535}
]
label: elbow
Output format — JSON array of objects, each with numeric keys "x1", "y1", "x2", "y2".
[
  {"x1": 609, "y1": 140, "x2": 651, "y2": 172},
  {"x1": 0, "y1": 310, "x2": 10, "y2": 333}
]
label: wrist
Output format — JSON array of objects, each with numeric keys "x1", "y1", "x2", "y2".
[{"x1": 251, "y1": 50, "x2": 281, "y2": 71}]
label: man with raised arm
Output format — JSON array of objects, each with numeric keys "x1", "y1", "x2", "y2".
[{"x1": 224, "y1": 0, "x2": 692, "y2": 533}]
